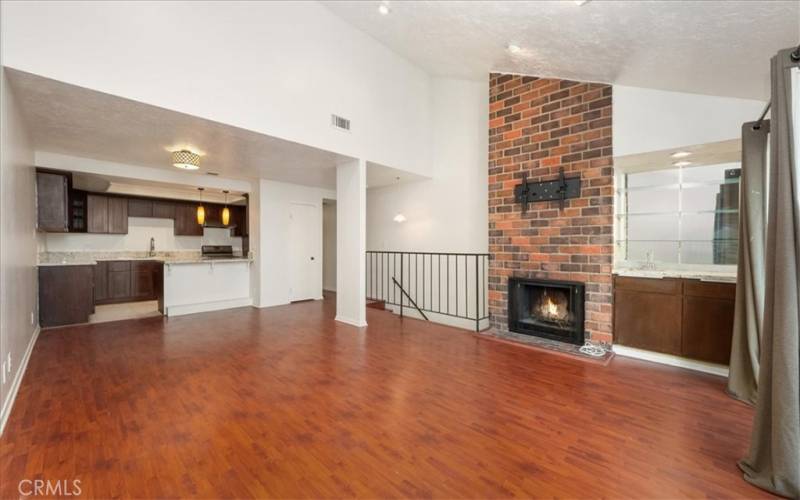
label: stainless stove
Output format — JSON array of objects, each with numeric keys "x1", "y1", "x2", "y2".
[{"x1": 201, "y1": 245, "x2": 236, "y2": 259}]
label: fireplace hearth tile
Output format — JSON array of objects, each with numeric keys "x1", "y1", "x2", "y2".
[{"x1": 478, "y1": 329, "x2": 614, "y2": 364}]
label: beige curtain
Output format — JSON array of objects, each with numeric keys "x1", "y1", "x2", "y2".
[
  {"x1": 738, "y1": 47, "x2": 800, "y2": 499},
  {"x1": 728, "y1": 121, "x2": 768, "y2": 404}
]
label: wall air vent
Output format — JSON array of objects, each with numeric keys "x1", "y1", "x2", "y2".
[{"x1": 331, "y1": 114, "x2": 351, "y2": 132}]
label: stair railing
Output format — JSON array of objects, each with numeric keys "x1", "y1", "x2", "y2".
[{"x1": 365, "y1": 251, "x2": 490, "y2": 331}]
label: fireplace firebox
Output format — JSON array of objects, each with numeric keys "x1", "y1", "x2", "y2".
[{"x1": 508, "y1": 277, "x2": 585, "y2": 345}]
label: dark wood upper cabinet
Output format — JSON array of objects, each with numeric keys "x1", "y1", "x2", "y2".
[
  {"x1": 152, "y1": 200, "x2": 175, "y2": 219},
  {"x1": 87, "y1": 194, "x2": 109, "y2": 233},
  {"x1": 232, "y1": 205, "x2": 248, "y2": 237},
  {"x1": 107, "y1": 197, "x2": 128, "y2": 234},
  {"x1": 128, "y1": 198, "x2": 154, "y2": 218},
  {"x1": 87, "y1": 195, "x2": 128, "y2": 234},
  {"x1": 204, "y1": 204, "x2": 220, "y2": 226},
  {"x1": 174, "y1": 203, "x2": 204, "y2": 236},
  {"x1": 36, "y1": 172, "x2": 70, "y2": 232}
]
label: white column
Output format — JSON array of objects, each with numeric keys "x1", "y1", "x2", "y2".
[{"x1": 336, "y1": 159, "x2": 367, "y2": 327}]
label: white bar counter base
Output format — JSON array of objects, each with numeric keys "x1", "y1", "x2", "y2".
[{"x1": 163, "y1": 259, "x2": 252, "y2": 317}]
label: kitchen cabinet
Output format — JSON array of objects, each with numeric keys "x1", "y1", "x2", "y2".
[
  {"x1": 132, "y1": 261, "x2": 160, "y2": 299},
  {"x1": 87, "y1": 195, "x2": 128, "y2": 234},
  {"x1": 128, "y1": 198, "x2": 153, "y2": 218},
  {"x1": 232, "y1": 205, "x2": 248, "y2": 237},
  {"x1": 613, "y1": 275, "x2": 736, "y2": 364},
  {"x1": 108, "y1": 261, "x2": 132, "y2": 300},
  {"x1": 152, "y1": 200, "x2": 175, "y2": 219},
  {"x1": 681, "y1": 281, "x2": 736, "y2": 365},
  {"x1": 94, "y1": 261, "x2": 109, "y2": 302},
  {"x1": 174, "y1": 203, "x2": 204, "y2": 236},
  {"x1": 614, "y1": 277, "x2": 682, "y2": 355},
  {"x1": 36, "y1": 172, "x2": 70, "y2": 232},
  {"x1": 108, "y1": 197, "x2": 128, "y2": 234},
  {"x1": 87, "y1": 194, "x2": 108, "y2": 233},
  {"x1": 39, "y1": 265, "x2": 95, "y2": 328},
  {"x1": 95, "y1": 260, "x2": 163, "y2": 305}
]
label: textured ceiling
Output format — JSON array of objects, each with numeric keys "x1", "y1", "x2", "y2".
[
  {"x1": 323, "y1": 0, "x2": 799, "y2": 100},
  {"x1": 7, "y1": 69, "x2": 422, "y2": 190}
]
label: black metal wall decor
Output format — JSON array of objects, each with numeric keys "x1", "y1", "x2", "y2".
[{"x1": 514, "y1": 168, "x2": 581, "y2": 212}]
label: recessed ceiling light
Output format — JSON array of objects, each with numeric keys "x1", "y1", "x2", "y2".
[
  {"x1": 378, "y1": 2, "x2": 390, "y2": 15},
  {"x1": 673, "y1": 160, "x2": 692, "y2": 167},
  {"x1": 670, "y1": 151, "x2": 692, "y2": 159},
  {"x1": 574, "y1": 0, "x2": 591, "y2": 5},
  {"x1": 507, "y1": 44, "x2": 522, "y2": 54},
  {"x1": 393, "y1": 213, "x2": 407, "y2": 223},
  {"x1": 172, "y1": 150, "x2": 201, "y2": 170}
]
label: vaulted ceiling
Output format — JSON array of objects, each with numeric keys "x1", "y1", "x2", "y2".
[{"x1": 324, "y1": 0, "x2": 799, "y2": 100}]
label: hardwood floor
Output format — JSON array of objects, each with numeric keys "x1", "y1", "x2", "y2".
[{"x1": 0, "y1": 296, "x2": 767, "y2": 498}]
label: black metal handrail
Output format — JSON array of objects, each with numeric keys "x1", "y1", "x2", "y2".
[{"x1": 366, "y1": 251, "x2": 490, "y2": 331}]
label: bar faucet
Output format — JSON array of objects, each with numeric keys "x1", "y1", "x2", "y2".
[{"x1": 149, "y1": 237, "x2": 156, "y2": 257}]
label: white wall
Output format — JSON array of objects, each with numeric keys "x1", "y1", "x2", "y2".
[
  {"x1": 322, "y1": 201, "x2": 337, "y2": 291},
  {"x1": 2, "y1": 1, "x2": 433, "y2": 177},
  {"x1": 613, "y1": 85, "x2": 767, "y2": 157},
  {"x1": 43, "y1": 219, "x2": 242, "y2": 253},
  {"x1": 0, "y1": 69, "x2": 39, "y2": 432},
  {"x1": 252, "y1": 179, "x2": 334, "y2": 308},
  {"x1": 336, "y1": 160, "x2": 367, "y2": 327},
  {"x1": 366, "y1": 78, "x2": 489, "y2": 253}
]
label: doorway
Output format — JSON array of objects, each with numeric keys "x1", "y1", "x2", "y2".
[
  {"x1": 322, "y1": 199, "x2": 337, "y2": 294},
  {"x1": 288, "y1": 202, "x2": 318, "y2": 301}
]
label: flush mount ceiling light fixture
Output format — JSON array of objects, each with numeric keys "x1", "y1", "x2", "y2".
[
  {"x1": 172, "y1": 149, "x2": 201, "y2": 170},
  {"x1": 673, "y1": 160, "x2": 693, "y2": 167},
  {"x1": 670, "y1": 151, "x2": 692, "y2": 159},
  {"x1": 507, "y1": 44, "x2": 522, "y2": 54},
  {"x1": 393, "y1": 213, "x2": 407, "y2": 223},
  {"x1": 378, "y1": 1, "x2": 390, "y2": 15}
]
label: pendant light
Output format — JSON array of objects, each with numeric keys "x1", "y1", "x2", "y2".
[
  {"x1": 196, "y1": 188, "x2": 205, "y2": 225},
  {"x1": 221, "y1": 190, "x2": 231, "y2": 226}
]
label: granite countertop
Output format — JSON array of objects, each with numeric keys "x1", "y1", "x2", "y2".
[
  {"x1": 37, "y1": 252, "x2": 252, "y2": 267},
  {"x1": 613, "y1": 267, "x2": 737, "y2": 283},
  {"x1": 163, "y1": 257, "x2": 252, "y2": 265}
]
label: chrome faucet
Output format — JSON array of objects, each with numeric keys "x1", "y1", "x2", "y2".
[{"x1": 149, "y1": 237, "x2": 156, "y2": 257}]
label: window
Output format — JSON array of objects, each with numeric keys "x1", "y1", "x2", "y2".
[{"x1": 615, "y1": 161, "x2": 740, "y2": 267}]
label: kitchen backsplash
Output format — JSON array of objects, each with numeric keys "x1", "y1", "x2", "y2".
[{"x1": 42, "y1": 217, "x2": 242, "y2": 253}]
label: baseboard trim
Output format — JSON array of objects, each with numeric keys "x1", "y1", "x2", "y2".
[
  {"x1": 335, "y1": 315, "x2": 367, "y2": 328},
  {"x1": 166, "y1": 297, "x2": 253, "y2": 317},
  {"x1": 0, "y1": 326, "x2": 40, "y2": 436},
  {"x1": 612, "y1": 345, "x2": 729, "y2": 377}
]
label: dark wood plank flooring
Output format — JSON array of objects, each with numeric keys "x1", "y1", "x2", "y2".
[{"x1": 0, "y1": 296, "x2": 767, "y2": 498}]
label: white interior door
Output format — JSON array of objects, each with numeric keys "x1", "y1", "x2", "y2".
[{"x1": 289, "y1": 203, "x2": 318, "y2": 301}]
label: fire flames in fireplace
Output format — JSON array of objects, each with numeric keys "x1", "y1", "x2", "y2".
[{"x1": 535, "y1": 290, "x2": 569, "y2": 323}]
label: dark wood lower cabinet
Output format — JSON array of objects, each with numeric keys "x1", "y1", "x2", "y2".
[
  {"x1": 39, "y1": 265, "x2": 95, "y2": 328},
  {"x1": 614, "y1": 275, "x2": 736, "y2": 364},
  {"x1": 95, "y1": 260, "x2": 163, "y2": 305},
  {"x1": 94, "y1": 261, "x2": 109, "y2": 302}
]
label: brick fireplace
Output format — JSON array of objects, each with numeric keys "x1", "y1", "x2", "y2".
[{"x1": 487, "y1": 73, "x2": 614, "y2": 345}]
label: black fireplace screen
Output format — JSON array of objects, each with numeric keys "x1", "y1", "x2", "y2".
[{"x1": 508, "y1": 277, "x2": 585, "y2": 345}]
